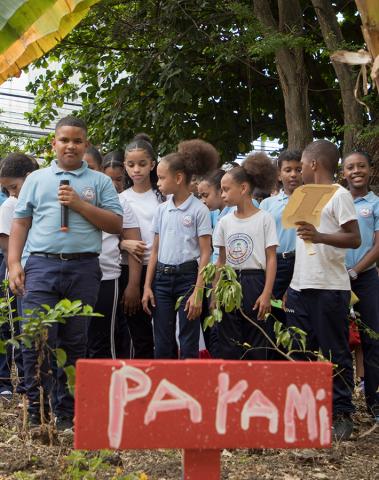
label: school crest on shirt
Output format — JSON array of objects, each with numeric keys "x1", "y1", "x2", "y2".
[
  {"x1": 182, "y1": 214, "x2": 193, "y2": 227},
  {"x1": 226, "y1": 233, "x2": 253, "y2": 265},
  {"x1": 81, "y1": 186, "x2": 96, "y2": 202},
  {"x1": 359, "y1": 207, "x2": 372, "y2": 218}
]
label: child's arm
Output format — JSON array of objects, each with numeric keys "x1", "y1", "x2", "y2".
[
  {"x1": 184, "y1": 234, "x2": 212, "y2": 321},
  {"x1": 253, "y1": 245, "x2": 277, "y2": 321},
  {"x1": 121, "y1": 227, "x2": 143, "y2": 316},
  {"x1": 119, "y1": 239, "x2": 146, "y2": 263},
  {"x1": 58, "y1": 185, "x2": 122, "y2": 234},
  {"x1": 8, "y1": 217, "x2": 32, "y2": 295},
  {"x1": 142, "y1": 234, "x2": 159, "y2": 315},
  {"x1": 350, "y1": 231, "x2": 379, "y2": 275},
  {"x1": 296, "y1": 219, "x2": 361, "y2": 249}
]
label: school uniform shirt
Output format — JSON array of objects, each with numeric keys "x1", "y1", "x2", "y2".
[
  {"x1": 345, "y1": 191, "x2": 379, "y2": 271},
  {"x1": 119, "y1": 188, "x2": 161, "y2": 265},
  {"x1": 0, "y1": 196, "x2": 18, "y2": 236},
  {"x1": 153, "y1": 193, "x2": 212, "y2": 265},
  {"x1": 260, "y1": 190, "x2": 296, "y2": 254},
  {"x1": 290, "y1": 184, "x2": 357, "y2": 291},
  {"x1": 213, "y1": 210, "x2": 278, "y2": 270},
  {"x1": 14, "y1": 160, "x2": 123, "y2": 254},
  {"x1": 99, "y1": 195, "x2": 139, "y2": 280},
  {"x1": 0, "y1": 196, "x2": 30, "y2": 265},
  {"x1": 211, "y1": 206, "x2": 234, "y2": 264}
]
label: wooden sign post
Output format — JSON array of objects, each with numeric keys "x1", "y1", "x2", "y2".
[{"x1": 75, "y1": 360, "x2": 332, "y2": 479}]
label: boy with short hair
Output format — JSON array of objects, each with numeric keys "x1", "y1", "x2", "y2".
[
  {"x1": 8, "y1": 116, "x2": 123, "y2": 430},
  {"x1": 285, "y1": 140, "x2": 361, "y2": 441},
  {"x1": 260, "y1": 150, "x2": 302, "y2": 305}
]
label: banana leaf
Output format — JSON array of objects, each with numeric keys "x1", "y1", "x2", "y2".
[{"x1": 0, "y1": 0, "x2": 100, "y2": 84}]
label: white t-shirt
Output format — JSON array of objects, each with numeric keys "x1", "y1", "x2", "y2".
[
  {"x1": 99, "y1": 194, "x2": 138, "y2": 280},
  {"x1": 290, "y1": 185, "x2": 357, "y2": 291},
  {"x1": 213, "y1": 210, "x2": 278, "y2": 270},
  {"x1": 0, "y1": 196, "x2": 17, "y2": 235},
  {"x1": 119, "y1": 188, "x2": 161, "y2": 265}
]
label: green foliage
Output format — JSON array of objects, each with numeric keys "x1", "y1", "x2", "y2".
[
  {"x1": 63, "y1": 450, "x2": 147, "y2": 480},
  {"x1": 273, "y1": 320, "x2": 306, "y2": 352},
  {"x1": 0, "y1": 297, "x2": 102, "y2": 397},
  {"x1": 21, "y1": 0, "x2": 372, "y2": 156},
  {"x1": 201, "y1": 263, "x2": 242, "y2": 330},
  {"x1": 0, "y1": 121, "x2": 24, "y2": 158}
]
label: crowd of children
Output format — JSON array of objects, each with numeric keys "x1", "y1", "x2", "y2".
[{"x1": 0, "y1": 116, "x2": 377, "y2": 441}]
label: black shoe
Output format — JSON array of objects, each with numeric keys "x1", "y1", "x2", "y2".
[
  {"x1": 28, "y1": 412, "x2": 41, "y2": 427},
  {"x1": 56, "y1": 416, "x2": 74, "y2": 432},
  {"x1": 332, "y1": 413, "x2": 353, "y2": 441}
]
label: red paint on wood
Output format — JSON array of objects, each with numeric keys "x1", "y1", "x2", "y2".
[
  {"x1": 74, "y1": 360, "x2": 332, "y2": 450},
  {"x1": 182, "y1": 449, "x2": 221, "y2": 480}
]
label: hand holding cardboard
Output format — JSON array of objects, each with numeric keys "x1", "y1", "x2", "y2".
[{"x1": 282, "y1": 184, "x2": 339, "y2": 255}]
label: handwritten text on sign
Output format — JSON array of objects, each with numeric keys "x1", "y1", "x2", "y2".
[{"x1": 74, "y1": 360, "x2": 332, "y2": 450}]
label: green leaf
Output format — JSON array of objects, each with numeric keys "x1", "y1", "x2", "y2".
[
  {"x1": 64, "y1": 365, "x2": 76, "y2": 396},
  {"x1": 175, "y1": 296, "x2": 184, "y2": 310},
  {"x1": 55, "y1": 348, "x2": 67, "y2": 368},
  {"x1": 270, "y1": 299, "x2": 282, "y2": 309},
  {"x1": 203, "y1": 315, "x2": 214, "y2": 331}
]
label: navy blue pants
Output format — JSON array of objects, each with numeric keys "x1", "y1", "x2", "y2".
[
  {"x1": 218, "y1": 270, "x2": 275, "y2": 360},
  {"x1": 286, "y1": 287, "x2": 354, "y2": 415},
  {"x1": 88, "y1": 278, "x2": 121, "y2": 359},
  {"x1": 153, "y1": 268, "x2": 199, "y2": 359},
  {"x1": 350, "y1": 267, "x2": 379, "y2": 414},
  {"x1": 121, "y1": 265, "x2": 153, "y2": 359},
  {"x1": 271, "y1": 256, "x2": 295, "y2": 327},
  {"x1": 22, "y1": 255, "x2": 101, "y2": 418}
]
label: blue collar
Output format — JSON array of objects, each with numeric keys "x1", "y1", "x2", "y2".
[
  {"x1": 353, "y1": 191, "x2": 377, "y2": 204},
  {"x1": 276, "y1": 190, "x2": 289, "y2": 201},
  {"x1": 51, "y1": 160, "x2": 88, "y2": 176},
  {"x1": 167, "y1": 193, "x2": 194, "y2": 211}
]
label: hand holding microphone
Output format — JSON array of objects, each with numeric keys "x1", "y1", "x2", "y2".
[{"x1": 59, "y1": 180, "x2": 70, "y2": 231}]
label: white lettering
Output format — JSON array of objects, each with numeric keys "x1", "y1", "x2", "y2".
[
  {"x1": 144, "y1": 379, "x2": 202, "y2": 425},
  {"x1": 108, "y1": 366, "x2": 152, "y2": 448},
  {"x1": 216, "y1": 373, "x2": 248, "y2": 434},
  {"x1": 241, "y1": 389, "x2": 279, "y2": 434},
  {"x1": 284, "y1": 384, "x2": 317, "y2": 443}
]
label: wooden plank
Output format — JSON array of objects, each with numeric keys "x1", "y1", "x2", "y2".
[{"x1": 74, "y1": 360, "x2": 332, "y2": 450}]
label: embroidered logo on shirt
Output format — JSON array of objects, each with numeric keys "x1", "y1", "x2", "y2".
[
  {"x1": 359, "y1": 207, "x2": 372, "y2": 218},
  {"x1": 81, "y1": 186, "x2": 96, "y2": 202},
  {"x1": 226, "y1": 233, "x2": 253, "y2": 265},
  {"x1": 182, "y1": 215, "x2": 193, "y2": 227}
]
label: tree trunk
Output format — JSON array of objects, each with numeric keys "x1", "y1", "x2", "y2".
[
  {"x1": 253, "y1": 0, "x2": 313, "y2": 149},
  {"x1": 311, "y1": 0, "x2": 364, "y2": 154}
]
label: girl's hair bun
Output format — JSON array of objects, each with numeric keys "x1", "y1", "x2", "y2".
[
  {"x1": 177, "y1": 139, "x2": 220, "y2": 177},
  {"x1": 242, "y1": 152, "x2": 277, "y2": 192},
  {"x1": 133, "y1": 132, "x2": 153, "y2": 145}
]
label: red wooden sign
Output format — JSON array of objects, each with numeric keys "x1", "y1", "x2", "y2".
[{"x1": 75, "y1": 360, "x2": 332, "y2": 478}]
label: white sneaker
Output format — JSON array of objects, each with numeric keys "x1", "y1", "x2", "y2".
[{"x1": 0, "y1": 390, "x2": 13, "y2": 403}]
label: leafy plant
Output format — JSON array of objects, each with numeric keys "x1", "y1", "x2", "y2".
[{"x1": 63, "y1": 450, "x2": 148, "y2": 480}]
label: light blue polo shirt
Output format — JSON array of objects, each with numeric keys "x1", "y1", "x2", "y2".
[
  {"x1": 345, "y1": 191, "x2": 379, "y2": 270},
  {"x1": 14, "y1": 160, "x2": 123, "y2": 254},
  {"x1": 260, "y1": 190, "x2": 296, "y2": 254},
  {"x1": 153, "y1": 193, "x2": 212, "y2": 265}
]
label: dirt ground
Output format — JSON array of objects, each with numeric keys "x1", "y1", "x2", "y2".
[{"x1": 0, "y1": 390, "x2": 378, "y2": 480}]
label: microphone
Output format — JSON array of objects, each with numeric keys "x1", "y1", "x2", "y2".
[{"x1": 60, "y1": 179, "x2": 70, "y2": 232}]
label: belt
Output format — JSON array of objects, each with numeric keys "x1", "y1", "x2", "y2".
[
  {"x1": 236, "y1": 269, "x2": 264, "y2": 275},
  {"x1": 277, "y1": 251, "x2": 295, "y2": 260},
  {"x1": 30, "y1": 252, "x2": 99, "y2": 261},
  {"x1": 156, "y1": 260, "x2": 198, "y2": 275}
]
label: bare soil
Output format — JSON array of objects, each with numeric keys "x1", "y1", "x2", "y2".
[{"x1": 0, "y1": 391, "x2": 378, "y2": 480}]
